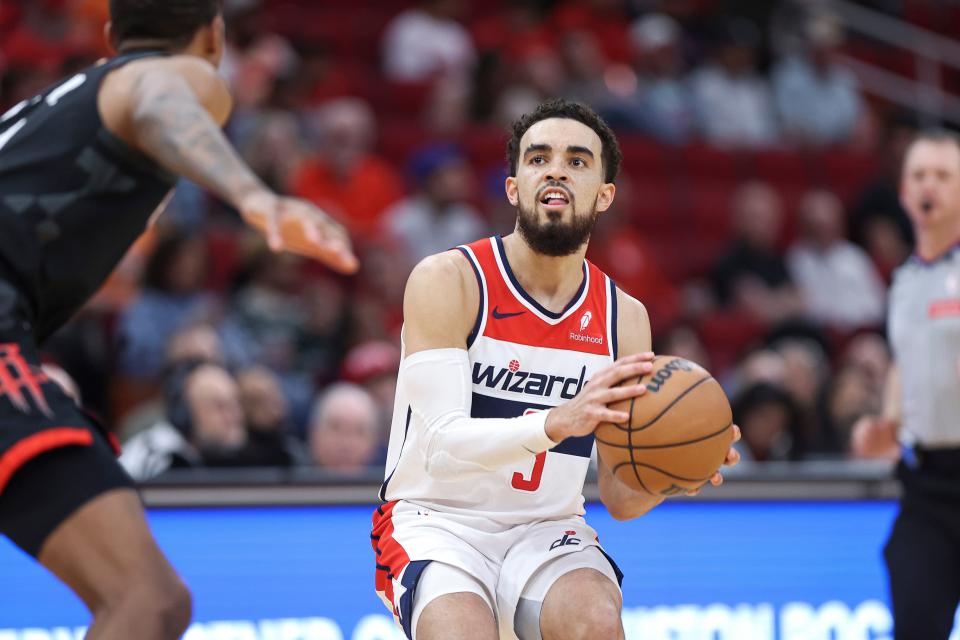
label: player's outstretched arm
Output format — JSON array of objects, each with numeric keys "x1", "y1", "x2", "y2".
[{"x1": 103, "y1": 56, "x2": 356, "y2": 273}]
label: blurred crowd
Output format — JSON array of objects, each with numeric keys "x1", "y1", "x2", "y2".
[{"x1": 2, "y1": 0, "x2": 956, "y2": 476}]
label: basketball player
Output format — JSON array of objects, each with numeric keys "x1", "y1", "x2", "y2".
[
  {"x1": 372, "y1": 99, "x2": 740, "y2": 640},
  {"x1": 0, "y1": 1, "x2": 356, "y2": 637},
  {"x1": 852, "y1": 130, "x2": 960, "y2": 640}
]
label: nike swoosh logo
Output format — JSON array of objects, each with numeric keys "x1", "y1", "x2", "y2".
[{"x1": 492, "y1": 306, "x2": 526, "y2": 320}]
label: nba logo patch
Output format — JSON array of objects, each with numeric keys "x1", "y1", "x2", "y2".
[{"x1": 947, "y1": 272, "x2": 960, "y2": 295}]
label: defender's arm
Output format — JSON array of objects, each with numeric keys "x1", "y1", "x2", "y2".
[{"x1": 100, "y1": 56, "x2": 357, "y2": 273}]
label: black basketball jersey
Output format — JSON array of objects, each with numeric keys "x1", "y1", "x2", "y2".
[{"x1": 0, "y1": 50, "x2": 177, "y2": 342}]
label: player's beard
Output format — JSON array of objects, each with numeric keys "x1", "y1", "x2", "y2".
[{"x1": 516, "y1": 197, "x2": 599, "y2": 257}]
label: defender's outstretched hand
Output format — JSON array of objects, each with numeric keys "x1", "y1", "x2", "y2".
[
  {"x1": 240, "y1": 191, "x2": 359, "y2": 274},
  {"x1": 685, "y1": 424, "x2": 741, "y2": 496}
]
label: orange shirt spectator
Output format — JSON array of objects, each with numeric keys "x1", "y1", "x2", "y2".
[
  {"x1": 288, "y1": 98, "x2": 405, "y2": 238},
  {"x1": 289, "y1": 155, "x2": 404, "y2": 238}
]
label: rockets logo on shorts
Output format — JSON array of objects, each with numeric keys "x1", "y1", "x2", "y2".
[{"x1": 0, "y1": 343, "x2": 52, "y2": 416}]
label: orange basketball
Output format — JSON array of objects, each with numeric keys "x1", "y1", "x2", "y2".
[{"x1": 596, "y1": 355, "x2": 734, "y2": 496}]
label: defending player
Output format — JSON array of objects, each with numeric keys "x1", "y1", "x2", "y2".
[
  {"x1": 0, "y1": 1, "x2": 356, "y2": 637},
  {"x1": 852, "y1": 130, "x2": 960, "y2": 640},
  {"x1": 372, "y1": 99, "x2": 740, "y2": 640}
]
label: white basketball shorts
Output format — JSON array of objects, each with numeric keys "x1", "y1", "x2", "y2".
[{"x1": 371, "y1": 500, "x2": 622, "y2": 639}]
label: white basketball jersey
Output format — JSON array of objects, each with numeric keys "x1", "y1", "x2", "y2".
[{"x1": 380, "y1": 236, "x2": 618, "y2": 524}]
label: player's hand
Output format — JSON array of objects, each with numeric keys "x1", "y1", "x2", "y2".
[
  {"x1": 545, "y1": 351, "x2": 656, "y2": 443},
  {"x1": 239, "y1": 190, "x2": 359, "y2": 274},
  {"x1": 850, "y1": 415, "x2": 900, "y2": 460},
  {"x1": 685, "y1": 424, "x2": 741, "y2": 496}
]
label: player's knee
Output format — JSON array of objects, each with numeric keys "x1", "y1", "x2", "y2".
[
  {"x1": 156, "y1": 577, "x2": 192, "y2": 638},
  {"x1": 104, "y1": 575, "x2": 192, "y2": 637},
  {"x1": 565, "y1": 598, "x2": 621, "y2": 640}
]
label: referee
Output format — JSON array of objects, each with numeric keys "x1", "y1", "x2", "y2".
[{"x1": 852, "y1": 129, "x2": 960, "y2": 640}]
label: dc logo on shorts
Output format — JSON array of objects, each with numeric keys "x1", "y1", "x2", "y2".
[{"x1": 550, "y1": 530, "x2": 581, "y2": 550}]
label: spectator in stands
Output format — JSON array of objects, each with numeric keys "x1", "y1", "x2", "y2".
[
  {"x1": 775, "y1": 337, "x2": 834, "y2": 454},
  {"x1": 557, "y1": 29, "x2": 619, "y2": 109},
  {"x1": 116, "y1": 231, "x2": 216, "y2": 381},
  {"x1": 550, "y1": 0, "x2": 632, "y2": 64},
  {"x1": 494, "y1": 46, "x2": 567, "y2": 127},
  {"x1": 655, "y1": 324, "x2": 711, "y2": 370},
  {"x1": 351, "y1": 240, "x2": 413, "y2": 343},
  {"x1": 235, "y1": 365, "x2": 308, "y2": 467},
  {"x1": 722, "y1": 346, "x2": 788, "y2": 402},
  {"x1": 787, "y1": 189, "x2": 886, "y2": 329},
  {"x1": 288, "y1": 98, "x2": 405, "y2": 237},
  {"x1": 120, "y1": 362, "x2": 248, "y2": 480},
  {"x1": 691, "y1": 19, "x2": 779, "y2": 148},
  {"x1": 609, "y1": 13, "x2": 696, "y2": 144},
  {"x1": 733, "y1": 382, "x2": 805, "y2": 461},
  {"x1": 588, "y1": 183, "x2": 681, "y2": 330},
  {"x1": 341, "y1": 340, "x2": 402, "y2": 438},
  {"x1": 228, "y1": 33, "x2": 300, "y2": 112},
  {"x1": 165, "y1": 322, "x2": 227, "y2": 369},
  {"x1": 240, "y1": 111, "x2": 304, "y2": 194},
  {"x1": 384, "y1": 143, "x2": 488, "y2": 263},
  {"x1": 710, "y1": 182, "x2": 804, "y2": 325},
  {"x1": 381, "y1": 0, "x2": 476, "y2": 83},
  {"x1": 296, "y1": 277, "x2": 351, "y2": 389},
  {"x1": 307, "y1": 383, "x2": 382, "y2": 473},
  {"x1": 842, "y1": 332, "x2": 891, "y2": 411},
  {"x1": 772, "y1": 15, "x2": 864, "y2": 146},
  {"x1": 117, "y1": 323, "x2": 231, "y2": 443},
  {"x1": 850, "y1": 116, "x2": 916, "y2": 280},
  {"x1": 228, "y1": 246, "x2": 306, "y2": 372},
  {"x1": 226, "y1": 244, "x2": 321, "y2": 427},
  {"x1": 818, "y1": 364, "x2": 876, "y2": 455}
]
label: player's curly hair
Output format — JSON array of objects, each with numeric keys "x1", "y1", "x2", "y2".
[
  {"x1": 110, "y1": 0, "x2": 222, "y2": 48},
  {"x1": 506, "y1": 98, "x2": 622, "y2": 184}
]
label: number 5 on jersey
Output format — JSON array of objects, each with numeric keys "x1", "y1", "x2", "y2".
[{"x1": 512, "y1": 408, "x2": 546, "y2": 492}]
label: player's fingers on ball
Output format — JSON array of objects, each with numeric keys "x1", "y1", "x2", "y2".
[
  {"x1": 597, "y1": 408, "x2": 630, "y2": 424},
  {"x1": 603, "y1": 383, "x2": 647, "y2": 403},
  {"x1": 611, "y1": 360, "x2": 653, "y2": 383},
  {"x1": 725, "y1": 447, "x2": 741, "y2": 466},
  {"x1": 710, "y1": 472, "x2": 723, "y2": 486},
  {"x1": 731, "y1": 423, "x2": 742, "y2": 442}
]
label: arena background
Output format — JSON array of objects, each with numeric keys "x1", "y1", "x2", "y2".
[{"x1": 1, "y1": 0, "x2": 960, "y2": 637}]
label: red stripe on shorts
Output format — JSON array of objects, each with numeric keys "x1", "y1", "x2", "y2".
[
  {"x1": 0, "y1": 427, "x2": 94, "y2": 494},
  {"x1": 372, "y1": 500, "x2": 411, "y2": 616}
]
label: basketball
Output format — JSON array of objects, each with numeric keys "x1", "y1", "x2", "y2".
[{"x1": 596, "y1": 355, "x2": 734, "y2": 496}]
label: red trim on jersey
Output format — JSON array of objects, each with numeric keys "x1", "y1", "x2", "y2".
[
  {"x1": 372, "y1": 500, "x2": 411, "y2": 617},
  {"x1": 0, "y1": 427, "x2": 94, "y2": 494},
  {"x1": 462, "y1": 237, "x2": 612, "y2": 355}
]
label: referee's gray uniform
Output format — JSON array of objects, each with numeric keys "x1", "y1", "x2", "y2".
[{"x1": 885, "y1": 243, "x2": 960, "y2": 640}]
